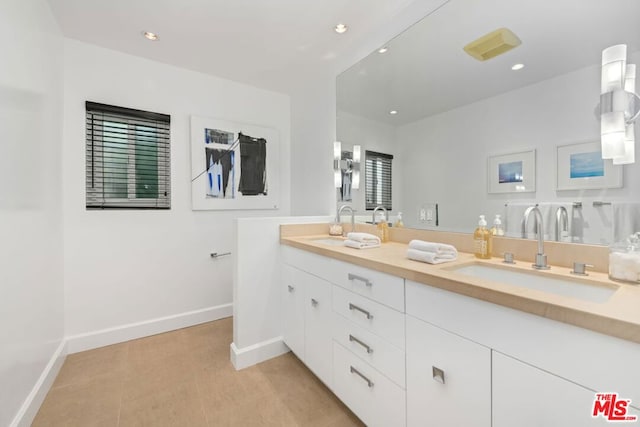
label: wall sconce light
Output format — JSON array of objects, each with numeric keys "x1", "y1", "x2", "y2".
[
  {"x1": 352, "y1": 145, "x2": 361, "y2": 189},
  {"x1": 333, "y1": 142, "x2": 362, "y2": 192},
  {"x1": 600, "y1": 44, "x2": 640, "y2": 164},
  {"x1": 334, "y1": 141, "x2": 342, "y2": 188}
]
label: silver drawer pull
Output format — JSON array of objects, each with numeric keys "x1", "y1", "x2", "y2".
[
  {"x1": 348, "y1": 303, "x2": 373, "y2": 320},
  {"x1": 348, "y1": 273, "x2": 372, "y2": 287},
  {"x1": 311, "y1": 298, "x2": 318, "y2": 307},
  {"x1": 287, "y1": 285, "x2": 294, "y2": 292},
  {"x1": 350, "y1": 366, "x2": 374, "y2": 388},
  {"x1": 349, "y1": 334, "x2": 373, "y2": 354},
  {"x1": 432, "y1": 366, "x2": 445, "y2": 384}
]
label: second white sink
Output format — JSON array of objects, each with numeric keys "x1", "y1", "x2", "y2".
[{"x1": 448, "y1": 263, "x2": 616, "y2": 304}]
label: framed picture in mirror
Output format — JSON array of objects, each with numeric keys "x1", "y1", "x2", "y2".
[
  {"x1": 556, "y1": 141, "x2": 623, "y2": 190},
  {"x1": 487, "y1": 150, "x2": 536, "y2": 194}
]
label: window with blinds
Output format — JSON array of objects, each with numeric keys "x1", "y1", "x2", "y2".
[
  {"x1": 365, "y1": 150, "x2": 393, "y2": 210},
  {"x1": 86, "y1": 102, "x2": 171, "y2": 209}
]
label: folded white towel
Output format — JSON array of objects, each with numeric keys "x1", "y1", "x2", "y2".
[
  {"x1": 347, "y1": 232, "x2": 381, "y2": 244},
  {"x1": 407, "y1": 248, "x2": 457, "y2": 264},
  {"x1": 408, "y1": 240, "x2": 458, "y2": 256},
  {"x1": 345, "y1": 239, "x2": 381, "y2": 250}
]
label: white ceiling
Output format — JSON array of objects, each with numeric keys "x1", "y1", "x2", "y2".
[
  {"x1": 337, "y1": 0, "x2": 640, "y2": 125},
  {"x1": 46, "y1": 0, "x2": 418, "y2": 93}
]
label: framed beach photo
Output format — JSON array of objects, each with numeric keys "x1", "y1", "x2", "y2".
[
  {"x1": 487, "y1": 150, "x2": 536, "y2": 194},
  {"x1": 556, "y1": 141, "x2": 623, "y2": 190}
]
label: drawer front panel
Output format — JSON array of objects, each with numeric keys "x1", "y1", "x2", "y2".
[
  {"x1": 333, "y1": 312, "x2": 406, "y2": 388},
  {"x1": 328, "y1": 259, "x2": 405, "y2": 311},
  {"x1": 333, "y1": 285, "x2": 405, "y2": 350},
  {"x1": 332, "y1": 342, "x2": 406, "y2": 427}
]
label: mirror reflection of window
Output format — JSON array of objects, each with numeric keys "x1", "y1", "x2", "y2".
[{"x1": 365, "y1": 150, "x2": 393, "y2": 210}]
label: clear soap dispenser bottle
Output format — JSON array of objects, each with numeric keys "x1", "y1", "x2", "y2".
[
  {"x1": 474, "y1": 215, "x2": 492, "y2": 259},
  {"x1": 490, "y1": 214, "x2": 504, "y2": 236}
]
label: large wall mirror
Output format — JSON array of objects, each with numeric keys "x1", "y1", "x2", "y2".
[{"x1": 336, "y1": 0, "x2": 640, "y2": 245}]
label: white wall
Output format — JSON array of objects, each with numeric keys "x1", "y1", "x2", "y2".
[
  {"x1": 398, "y1": 57, "x2": 640, "y2": 245},
  {"x1": 337, "y1": 111, "x2": 402, "y2": 218},
  {"x1": 62, "y1": 39, "x2": 291, "y2": 339},
  {"x1": 0, "y1": 0, "x2": 65, "y2": 425}
]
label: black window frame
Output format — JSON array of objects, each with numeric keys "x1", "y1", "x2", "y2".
[
  {"x1": 85, "y1": 101, "x2": 171, "y2": 209},
  {"x1": 365, "y1": 150, "x2": 393, "y2": 211}
]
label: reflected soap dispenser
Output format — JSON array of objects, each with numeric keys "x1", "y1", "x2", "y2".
[
  {"x1": 490, "y1": 214, "x2": 504, "y2": 236},
  {"x1": 474, "y1": 215, "x2": 492, "y2": 259},
  {"x1": 376, "y1": 211, "x2": 389, "y2": 243}
]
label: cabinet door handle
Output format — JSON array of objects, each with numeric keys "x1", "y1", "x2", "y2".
[
  {"x1": 311, "y1": 298, "x2": 318, "y2": 307},
  {"x1": 287, "y1": 285, "x2": 294, "y2": 293},
  {"x1": 348, "y1": 303, "x2": 373, "y2": 320},
  {"x1": 350, "y1": 366, "x2": 374, "y2": 388},
  {"x1": 348, "y1": 273, "x2": 372, "y2": 287},
  {"x1": 349, "y1": 334, "x2": 373, "y2": 354},
  {"x1": 432, "y1": 366, "x2": 445, "y2": 384}
]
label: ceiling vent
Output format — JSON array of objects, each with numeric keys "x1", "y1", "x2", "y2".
[{"x1": 463, "y1": 28, "x2": 522, "y2": 61}]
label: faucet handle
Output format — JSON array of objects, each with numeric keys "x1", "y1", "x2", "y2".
[
  {"x1": 502, "y1": 252, "x2": 515, "y2": 264},
  {"x1": 571, "y1": 262, "x2": 594, "y2": 276}
]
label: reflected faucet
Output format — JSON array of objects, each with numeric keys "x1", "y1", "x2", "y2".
[
  {"x1": 523, "y1": 206, "x2": 550, "y2": 270},
  {"x1": 372, "y1": 205, "x2": 388, "y2": 225},
  {"x1": 337, "y1": 205, "x2": 356, "y2": 235},
  {"x1": 555, "y1": 206, "x2": 569, "y2": 242}
]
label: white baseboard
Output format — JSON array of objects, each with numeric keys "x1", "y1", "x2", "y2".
[
  {"x1": 66, "y1": 303, "x2": 233, "y2": 354},
  {"x1": 10, "y1": 340, "x2": 67, "y2": 427},
  {"x1": 230, "y1": 337, "x2": 290, "y2": 370}
]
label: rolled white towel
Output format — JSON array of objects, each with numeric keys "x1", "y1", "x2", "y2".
[
  {"x1": 408, "y1": 240, "x2": 458, "y2": 256},
  {"x1": 407, "y1": 248, "x2": 457, "y2": 264},
  {"x1": 347, "y1": 232, "x2": 381, "y2": 244},
  {"x1": 345, "y1": 239, "x2": 380, "y2": 250}
]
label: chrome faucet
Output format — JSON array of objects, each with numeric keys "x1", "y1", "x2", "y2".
[
  {"x1": 337, "y1": 205, "x2": 356, "y2": 235},
  {"x1": 523, "y1": 206, "x2": 550, "y2": 270},
  {"x1": 555, "y1": 206, "x2": 568, "y2": 242},
  {"x1": 372, "y1": 205, "x2": 388, "y2": 225}
]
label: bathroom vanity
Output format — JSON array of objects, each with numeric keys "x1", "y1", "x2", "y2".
[{"x1": 279, "y1": 225, "x2": 640, "y2": 427}]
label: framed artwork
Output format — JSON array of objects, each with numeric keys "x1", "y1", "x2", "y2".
[
  {"x1": 556, "y1": 141, "x2": 623, "y2": 190},
  {"x1": 190, "y1": 116, "x2": 279, "y2": 210},
  {"x1": 487, "y1": 149, "x2": 536, "y2": 194}
]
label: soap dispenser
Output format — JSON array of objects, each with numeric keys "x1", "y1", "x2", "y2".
[
  {"x1": 394, "y1": 212, "x2": 404, "y2": 228},
  {"x1": 474, "y1": 215, "x2": 492, "y2": 259},
  {"x1": 376, "y1": 212, "x2": 389, "y2": 243},
  {"x1": 490, "y1": 214, "x2": 504, "y2": 236}
]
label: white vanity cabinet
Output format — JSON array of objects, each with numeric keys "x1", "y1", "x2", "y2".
[
  {"x1": 282, "y1": 264, "x2": 305, "y2": 360},
  {"x1": 303, "y1": 271, "x2": 333, "y2": 385},
  {"x1": 492, "y1": 352, "x2": 627, "y2": 427},
  {"x1": 281, "y1": 263, "x2": 333, "y2": 386},
  {"x1": 282, "y1": 246, "x2": 406, "y2": 427},
  {"x1": 406, "y1": 279, "x2": 640, "y2": 425},
  {"x1": 406, "y1": 315, "x2": 491, "y2": 427}
]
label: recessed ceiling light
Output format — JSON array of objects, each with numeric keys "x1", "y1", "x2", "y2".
[
  {"x1": 389, "y1": 110, "x2": 398, "y2": 115},
  {"x1": 378, "y1": 47, "x2": 388, "y2": 54},
  {"x1": 334, "y1": 24, "x2": 348, "y2": 34},
  {"x1": 143, "y1": 31, "x2": 158, "y2": 41},
  {"x1": 511, "y1": 63, "x2": 525, "y2": 71}
]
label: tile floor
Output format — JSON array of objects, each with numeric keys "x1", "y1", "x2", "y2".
[{"x1": 33, "y1": 317, "x2": 363, "y2": 426}]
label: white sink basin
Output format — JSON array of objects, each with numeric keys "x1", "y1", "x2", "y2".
[
  {"x1": 309, "y1": 237, "x2": 346, "y2": 247},
  {"x1": 447, "y1": 263, "x2": 616, "y2": 304}
]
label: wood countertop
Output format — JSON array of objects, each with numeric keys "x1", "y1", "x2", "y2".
[{"x1": 280, "y1": 232, "x2": 640, "y2": 345}]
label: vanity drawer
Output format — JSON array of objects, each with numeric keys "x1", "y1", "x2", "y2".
[
  {"x1": 333, "y1": 341, "x2": 406, "y2": 427},
  {"x1": 333, "y1": 285, "x2": 405, "y2": 350},
  {"x1": 281, "y1": 246, "x2": 334, "y2": 279},
  {"x1": 333, "y1": 311, "x2": 406, "y2": 388},
  {"x1": 328, "y1": 259, "x2": 405, "y2": 312}
]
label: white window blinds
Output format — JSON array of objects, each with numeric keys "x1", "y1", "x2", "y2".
[
  {"x1": 365, "y1": 150, "x2": 393, "y2": 210},
  {"x1": 86, "y1": 102, "x2": 171, "y2": 209}
]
